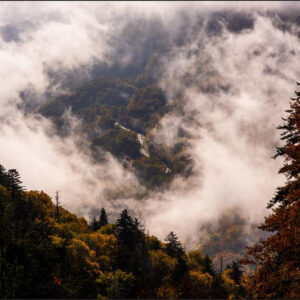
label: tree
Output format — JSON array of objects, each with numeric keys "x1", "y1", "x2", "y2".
[
  {"x1": 1, "y1": 161, "x2": 230, "y2": 299},
  {"x1": 242, "y1": 87, "x2": 300, "y2": 298},
  {"x1": 91, "y1": 217, "x2": 100, "y2": 231},
  {"x1": 99, "y1": 208, "x2": 108, "y2": 227},
  {"x1": 228, "y1": 261, "x2": 243, "y2": 285},
  {"x1": 115, "y1": 209, "x2": 136, "y2": 251},
  {"x1": 90, "y1": 208, "x2": 107, "y2": 232},
  {"x1": 203, "y1": 255, "x2": 215, "y2": 276},
  {"x1": 115, "y1": 210, "x2": 144, "y2": 271},
  {"x1": 55, "y1": 191, "x2": 61, "y2": 222},
  {"x1": 224, "y1": 261, "x2": 245, "y2": 298},
  {"x1": 0, "y1": 181, "x2": 13, "y2": 298},
  {"x1": 165, "y1": 232, "x2": 184, "y2": 258},
  {"x1": 96, "y1": 269, "x2": 135, "y2": 298},
  {"x1": 164, "y1": 232, "x2": 188, "y2": 286},
  {"x1": 115, "y1": 210, "x2": 150, "y2": 296}
]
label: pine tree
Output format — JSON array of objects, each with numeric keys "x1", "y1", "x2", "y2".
[
  {"x1": 165, "y1": 232, "x2": 184, "y2": 258},
  {"x1": 115, "y1": 209, "x2": 143, "y2": 270},
  {"x1": 115, "y1": 209, "x2": 149, "y2": 296},
  {"x1": 242, "y1": 87, "x2": 300, "y2": 298},
  {"x1": 116, "y1": 209, "x2": 135, "y2": 249},
  {"x1": 91, "y1": 217, "x2": 99, "y2": 231},
  {"x1": 99, "y1": 208, "x2": 108, "y2": 227},
  {"x1": 165, "y1": 232, "x2": 187, "y2": 285},
  {"x1": 203, "y1": 255, "x2": 215, "y2": 276},
  {"x1": 229, "y1": 261, "x2": 242, "y2": 285}
]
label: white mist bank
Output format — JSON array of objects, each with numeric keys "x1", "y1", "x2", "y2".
[{"x1": 0, "y1": 2, "x2": 299, "y2": 245}]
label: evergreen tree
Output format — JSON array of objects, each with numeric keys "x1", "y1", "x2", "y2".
[
  {"x1": 115, "y1": 209, "x2": 150, "y2": 296},
  {"x1": 242, "y1": 87, "x2": 300, "y2": 298},
  {"x1": 165, "y1": 232, "x2": 184, "y2": 258},
  {"x1": 203, "y1": 254, "x2": 215, "y2": 276},
  {"x1": 91, "y1": 217, "x2": 100, "y2": 231},
  {"x1": 228, "y1": 261, "x2": 242, "y2": 285},
  {"x1": 165, "y1": 232, "x2": 188, "y2": 285},
  {"x1": 115, "y1": 209, "x2": 143, "y2": 271},
  {"x1": 116, "y1": 209, "x2": 136, "y2": 250},
  {"x1": 0, "y1": 164, "x2": 8, "y2": 187},
  {"x1": 0, "y1": 165, "x2": 13, "y2": 298},
  {"x1": 99, "y1": 208, "x2": 108, "y2": 227}
]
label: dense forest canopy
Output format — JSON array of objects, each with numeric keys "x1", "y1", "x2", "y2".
[
  {"x1": 0, "y1": 164, "x2": 247, "y2": 298},
  {"x1": 0, "y1": 2, "x2": 300, "y2": 298}
]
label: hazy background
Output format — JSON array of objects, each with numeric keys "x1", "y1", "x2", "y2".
[{"x1": 1, "y1": 1, "x2": 300, "y2": 246}]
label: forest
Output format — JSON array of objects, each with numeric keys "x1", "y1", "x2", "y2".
[
  {"x1": 0, "y1": 89, "x2": 299, "y2": 298},
  {"x1": 0, "y1": 165, "x2": 244, "y2": 299},
  {"x1": 1, "y1": 3, "x2": 300, "y2": 299}
]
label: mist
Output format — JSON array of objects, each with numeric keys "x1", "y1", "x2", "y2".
[
  {"x1": 144, "y1": 12, "x2": 300, "y2": 244},
  {"x1": 1, "y1": 2, "x2": 300, "y2": 246}
]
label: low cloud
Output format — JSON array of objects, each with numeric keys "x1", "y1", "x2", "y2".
[
  {"x1": 0, "y1": 108, "x2": 142, "y2": 217},
  {"x1": 0, "y1": 2, "x2": 299, "y2": 247},
  {"x1": 143, "y1": 13, "x2": 299, "y2": 246}
]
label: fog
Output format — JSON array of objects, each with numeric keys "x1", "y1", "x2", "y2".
[
  {"x1": 1, "y1": 2, "x2": 299, "y2": 245},
  {"x1": 145, "y1": 13, "x2": 300, "y2": 244}
]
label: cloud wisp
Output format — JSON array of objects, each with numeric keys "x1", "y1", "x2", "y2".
[
  {"x1": 0, "y1": 2, "x2": 300, "y2": 246},
  {"x1": 142, "y1": 13, "x2": 300, "y2": 245}
]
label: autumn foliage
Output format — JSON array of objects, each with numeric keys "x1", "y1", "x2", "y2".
[
  {"x1": 1, "y1": 86, "x2": 300, "y2": 298},
  {"x1": 0, "y1": 166, "x2": 243, "y2": 298},
  {"x1": 242, "y1": 88, "x2": 300, "y2": 298}
]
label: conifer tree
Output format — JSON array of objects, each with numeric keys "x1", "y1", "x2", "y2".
[
  {"x1": 91, "y1": 217, "x2": 100, "y2": 231},
  {"x1": 228, "y1": 261, "x2": 242, "y2": 285},
  {"x1": 203, "y1": 255, "x2": 215, "y2": 276},
  {"x1": 165, "y1": 232, "x2": 187, "y2": 285},
  {"x1": 165, "y1": 232, "x2": 184, "y2": 258},
  {"x1": 242, "y1": 87, "x2": 300, "y2": 298},
  {"x1": 99, "y1": 208, "x2": 108, "y2": 227},
  {"x1": 116, "y1": 209, "x2": 135, "y2": 249}
]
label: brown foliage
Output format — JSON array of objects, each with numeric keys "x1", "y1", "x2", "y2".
[{"x1": 242, "y1": 90, "x2": 300, "y2": 298}]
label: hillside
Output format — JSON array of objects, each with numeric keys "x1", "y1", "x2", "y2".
[
  {"x1": 39, "y1": 56, "x2": 191, "y2": 190},
  {"x1": 0, "y1": 163, "x2": 246, "y2": 299},
  {"x1": 1, "y1": 2, "x2": 300, "y2": 299},
  {"x1": 38, "y1": 55, "x2": 260, "y2": 269}
]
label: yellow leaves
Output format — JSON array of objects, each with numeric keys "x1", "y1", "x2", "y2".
[
  {"x1": 98, "y1": 223, "x2": 116, "y2": 235},
  {"x1": 221, "y1": 269, "x2": 243, "y2": 299},
  {"x1": 66, "y1": 238, "x2": 101, "y2": 276},
  {"x1": 0, "y1": 184, "x2": 9, "y2": 197},
  {"x1": 67, "y1": 238, "x2": 90, "y2": 259},
  {"x1": 189, "y1": 270, "x2": 213, "y2": 289},
  {"x1": 25, "y1": 190, "x2": 55, "y2": 216},
  {"x1": 59, "y1": 217, "x2": 89, "y2": 234},
  {"x1": 67, "y1": 238, "x2": 92, "y2": 265},
  {"x1": 58, "y1": 208, "x2": 78, "y2": 223},
  {"x1": 149, "y1": 250, "x2": 176, "y2": 284},
  {"x1": 76, "y1": 232, "x2": 117, "y2": 271},
  {"x1": 187, "y1": 250, "x2": 205, "y2": 271},
  {"x1": 78, "y1": 232, "x2": 117, "y2": 257},
  {"x1": 50, "y1": 235, "x2": 64, "y2": 247},
  {"x1": 222, "y1": 269, "x2": 235, "y2": 286}
]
